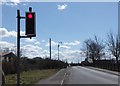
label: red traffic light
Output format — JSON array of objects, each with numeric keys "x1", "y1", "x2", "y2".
[
  {"x1": 28, "y1": 14, "x2": 33, "y2": 19},
  {"x1": 26, "y1": 12, "x2": 36, "y2": 37}
]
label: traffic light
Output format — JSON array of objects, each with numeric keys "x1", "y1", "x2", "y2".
[{"x1": 25, "y1": 12, "x2": 36, "y2": 37}]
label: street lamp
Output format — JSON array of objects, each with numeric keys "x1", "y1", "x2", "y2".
[{"x1": 58, "y1": 42, "x2": 62, "y2": 60}]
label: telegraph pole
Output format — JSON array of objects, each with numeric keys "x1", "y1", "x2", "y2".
[
  {"x1": 58, "y1": 42, "x2": 62, "y2": 61},
  {"x1": 49, "y1": 38, "x2": 51, "y2": 59},
  {"x1": 58, "y1": 44, "x2": 60, "y2": 60}
]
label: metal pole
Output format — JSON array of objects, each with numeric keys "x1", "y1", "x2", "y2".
[
  {"x1": 118, "y1": 2, "x2": 120, "y2": 74},
  {"x1": 29, "y1": 7, "x2": 32, "y2": 12},
  {"x1": 58, "y1": 44, "x2": 59, "y2": 60},
  {"x1": 17, "y1": 10, "x2": 20, "y2": 86},
  {"x1": 49, "y1": 38, "x2": 51, "y2": 59}
]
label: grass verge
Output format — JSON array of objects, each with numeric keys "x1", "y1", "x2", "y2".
[{"x1": 4, "y1": 69, "x2": 59, "y2": 85}]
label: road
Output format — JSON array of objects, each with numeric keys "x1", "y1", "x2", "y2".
[
  {"x1": 36, "y1": 68, "x2": 67, "y2": 85},
  {"x1": 64, "y1": 66, "x2": 118, "y2": 85},
  {"x1": 36, "y1": 66, "x2": 119, "y2": 86}
]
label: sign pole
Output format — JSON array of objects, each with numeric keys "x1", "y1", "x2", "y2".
[{"x1": 17, "y1": 10, "x2": 20, "y2": 86}]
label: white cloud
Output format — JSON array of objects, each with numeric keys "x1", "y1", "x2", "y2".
[
  {"x1": 24, "y1": 38, "x2": 41, "y2": 46},
  {"x1": 74, "y1": 41, "x2": 80, "y2": 45},
  {"x1": 34, "y1": 41, "x2": 40, "y2": 45},
  {"x1": 11, "y1": 0, "x2": 20, "y2": 3},
  {"x1": 0, "y1": 41, "x2": 15, "y2": 49},
  {"x1": 45, "y1": 41, "x2": 58, "y2": 47},
  {"x1": 1, "y1": 0, "x2": 29, "y2": 6},
  {"x1": 44, "y1": 40, "x2": 82, "y2": 62},
  {"x1": 57, "y1": 4, "x2": 67, "y2": 11},
  {"x1": 25, "y1": 38, "x2": 36, "y2": 43},
  {"x1": 20, "y1": 31, "x2": 25, "y2": 36},
  {"x1": 2, "y1": 0, "x2": 20, "y2": 6},
  {"x1": 0, "y1": 40, "x2": 83, "y2": 63},
  {"x1": 0, "y1": 28, "x2": 25, "y2": 38},
  {"x1": 0, "y1": 28, "x2": 10, "y2": 38},
  {"x1": 56, "y1": 49, "x2": 83, "y2": 63},
  {"x1": 21, "y1": 44, "x2": 50, "y2": 58},
  {"x1": 23, "y1": 44, "x2": 42, "y2": 50},
  {"x1": 42, "y1": 40, "x2": 45, "y2": 43},
  {"x1": 63, "y1": 41, "x2": 80, "y2": 46},
  {"x1": 60, "y1": 45, "x2": 71, "y2": 49},
  {"x1": 22, "y1": 44, "x2": 42, "y2": 57},
  {"x1": 45, "y1": 40, "x2": 80, "y2": 48}
]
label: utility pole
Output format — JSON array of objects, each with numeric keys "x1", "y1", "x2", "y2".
[
  {"x1": 58, "y1": 42, "x2": 62, "y2": 61},
  {"x1": 58, "y1": 44, "x2": 60, "y2": 60},
  {"x1": 49, "y1": 38, "x2": 51, "y2": 59}
]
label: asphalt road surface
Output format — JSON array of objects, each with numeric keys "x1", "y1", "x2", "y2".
[
  {"x1": 36, "y1": 66, "x2": 119, "y2": 86},
  {"x1": 64, "y1": 66, "x2": 119, "y2": 85},
  {"x1": 36, "y1": 68, "x2": 67, "y2": 84}
]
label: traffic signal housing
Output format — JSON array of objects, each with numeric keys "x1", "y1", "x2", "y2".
[{"x1": 25, "y1": 12, "x2": 36, "y2": 37}]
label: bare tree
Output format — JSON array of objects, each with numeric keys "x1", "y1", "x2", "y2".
[
  {"x1": 84, "y1": 35, "x2": 105, "y2": 62},
  {"x1": 107, "y1": 33, "x2": 120, "y2": 61}
]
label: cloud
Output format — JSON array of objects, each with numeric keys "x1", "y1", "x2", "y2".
[
  {"x1": 0, "y1": 40, "x2": 83, "y2": 63},
  {"x1": 57, "y1": 4, "x2": 67, "y2": 11},
  {"x1": 25, "y1": 38, "x2": 37, "y2": 43},
  {"x1": 45, "y1": 41, "x2": 58, "y2": 47},
  {"x1": 2, "y1": 0, "x2": 20, "y2": 6},
  {"x1": 0, "y1": 28, "x2": 15, "y2": 38},
  {"x1": 0, "y1": 41, "x2": 15, "y2": 49},
  {"x1": 63, "y1": 41, "x2": 80, "y2": 46},
  {"x1": 22, "y1": 44, "x2": 42, "y2": 56},
  {"x1": 45, "y1": 40, "x2": 80, "y2": 48},
  {"x1": 44, "y1": 40, "x2": 81, "y2": 62},
  {"x1": 0, "y1": 28, "x2": 25, "y2": 38},
  {"x1": 1, "y1": 0, "x2": 29, "y2": 6},
  {"x1": 56, "y1": 49, "x2": 83, "y2": 63},
  {"x1": 25, "y1": 38, "x2": 40, "y2": 45},
  {"x1": 34, "y1": 42, "x2": 40, "y2": 45},
  {"x1": 24, "y1": 38, "x2": 41, "y2": 46},
  {"x1": 60, "y1": 45, "x2": 71, "y2": 49},
  {"x1": 22, "y1": 44, "x2": 50, "y2": 58},
  {"x1": 42, "y1": 40, "x2": 45, "y2": 43}
]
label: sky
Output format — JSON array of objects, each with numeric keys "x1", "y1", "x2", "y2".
[{"x1": 0, "y1": 1, "x2": 118, "y2": 63}]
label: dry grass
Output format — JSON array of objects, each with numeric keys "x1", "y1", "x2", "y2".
[{"x1": 5, "y1": 69, "x2": 59, "y2": 85}]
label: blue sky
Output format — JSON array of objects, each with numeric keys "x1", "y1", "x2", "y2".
[{"x1": 0, "y1": 2, "x2": 118, "y2": 63}]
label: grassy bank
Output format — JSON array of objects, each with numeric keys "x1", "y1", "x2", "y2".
[{"x1": 5, "y1": 69, "x2": 59, "y2": 85}]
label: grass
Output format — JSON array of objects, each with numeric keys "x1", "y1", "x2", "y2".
[{"x1": 4, "y1": 69, "x2": 59, "y2": 85}]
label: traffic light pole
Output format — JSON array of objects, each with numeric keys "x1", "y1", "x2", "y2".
[
  {"x1": 17, "y1": 9, "x2": 20, "y2": 86},
  {"x1": 16, "y1": 7, "x2": 34, "y2": 86}
]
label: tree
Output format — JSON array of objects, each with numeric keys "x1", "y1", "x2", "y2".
[
  {"x1": 106, "y1": 33, "x2": 120, "y2": 61},
  {"x1": 84, "y1": 35, "x2": 105, "y2": 62}
]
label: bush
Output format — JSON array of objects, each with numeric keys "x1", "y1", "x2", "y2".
[{"x1": 2, "y1": 57, "x2": 68, "y2": 74}]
